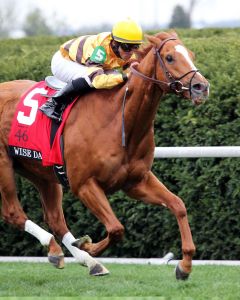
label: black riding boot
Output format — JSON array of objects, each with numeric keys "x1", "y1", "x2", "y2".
[{"x1": 39, "y1": 77, "x2": 92, "y2": 121}]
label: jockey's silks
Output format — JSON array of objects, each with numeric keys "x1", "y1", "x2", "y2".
[{"x1": 60, "y1": 32, "x2": 132, "y2": 89}]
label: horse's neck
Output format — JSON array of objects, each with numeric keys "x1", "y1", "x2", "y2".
[{"x1": 124, "y1": 50, "x2": 163, "y2": 151}]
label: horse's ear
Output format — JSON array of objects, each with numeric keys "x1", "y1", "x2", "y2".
[
  {"x1": 188, "y1": 49, "x2": 195, "y2": 60},
  {"x1": 145, "y1": 34, "x2": 160, "y2": 47},
  {"x1": 168, "y1": 30, "x2": 178, "y2": 38}
]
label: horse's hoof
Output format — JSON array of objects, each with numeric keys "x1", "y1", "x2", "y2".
[
  {"x1": 175, "y1": 262, "x2": 190, "y2": 280},
  {"x1": 89, "y1": 263, "x2": 110, "y2": 276},
  {"x1": 48, "y1": 254, "x2": 65, "y2": 269},
  {"x1": 72, "y1": 235, "x2": 92, "y2": 248}
]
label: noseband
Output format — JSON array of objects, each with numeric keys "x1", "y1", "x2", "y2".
[{"x1": 130, "y1": 37, "x2": 199, "y2": 96}]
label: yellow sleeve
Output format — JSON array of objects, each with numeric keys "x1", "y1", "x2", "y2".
[{"x1": 87, "y1": 66, "x2": 126, "y2": 89}]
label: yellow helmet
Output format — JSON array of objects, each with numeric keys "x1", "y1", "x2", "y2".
[{"x1": 112, "y1": 18, "x2": 143, "y2": 44}]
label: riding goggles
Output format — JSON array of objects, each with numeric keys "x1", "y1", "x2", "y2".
[{"x1": 120, "y1": 43, "x2": 140, "y2": 52}]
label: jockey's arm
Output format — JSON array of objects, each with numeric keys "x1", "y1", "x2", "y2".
[{"x1": 86, "y1": 66, "x2": 128, "y2": 89}]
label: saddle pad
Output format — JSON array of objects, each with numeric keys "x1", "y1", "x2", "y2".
[{"x1": 8, "y1": 81, "x2": 76, "y2": 166}]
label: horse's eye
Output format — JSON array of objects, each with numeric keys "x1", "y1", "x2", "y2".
[{"x1": 166, "y1": 55, "x2": 174, "y2": 63}]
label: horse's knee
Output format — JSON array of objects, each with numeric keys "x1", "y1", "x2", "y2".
[
  {"x1": 169, "y1": 196, "x2": 187, "y2": 219},
  {"x1": 108, "y1": 224, "x2": 125, "y2": 242},
  {"x1": 182, "y1": 244, "x2": 196, "y2": 258}
]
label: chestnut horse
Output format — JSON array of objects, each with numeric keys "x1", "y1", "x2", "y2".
[{"x1": 0, "y1": 32, "x2": 209, "y2": 279}]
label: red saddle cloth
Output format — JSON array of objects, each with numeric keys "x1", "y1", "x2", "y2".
[{"x1": 8, "y1": 81, "x2": 76, "y2": 166}]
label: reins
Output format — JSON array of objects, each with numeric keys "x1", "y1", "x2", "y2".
[
  {"x1": 121, "y1": 85, "x2": 128, "y2": 147},
  {"x1": 130, "y1": 63, "x2": 170, "y2": 90}
]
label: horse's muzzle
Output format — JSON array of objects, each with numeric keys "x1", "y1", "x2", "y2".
[{"x1": 191, "y1": 82, "x2": 210, "y2": 105}]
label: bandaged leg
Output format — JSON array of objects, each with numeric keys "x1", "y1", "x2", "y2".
[
  {"x1": 62, "y1": 231, "x2": 109, "y2": 276},
  {"x1": 25, "y1": 219, "x2": 53, "y2": 246}
]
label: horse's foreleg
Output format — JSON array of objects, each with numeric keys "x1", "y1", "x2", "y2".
[
  {"x1": 126, "y1": 171, "x2": 195, "y2": 280},
  {"x1": 76, "y1": 177, "x2": 125, "y2": 256},
  {"x1": 62, "y1": 231, "x2": 109, "y2": 275}
]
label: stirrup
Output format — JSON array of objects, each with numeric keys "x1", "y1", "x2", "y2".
[
  {"x1": 40, "y1": 109, "x2": 61, "y2": 121},
  {"x1": 39, "y1": 99, "x2": 62, "y2": 122},
  {"x1": 39, "y1": 97, "x2": 56, "y2": 109},
  {"x1": 48, "y1": 111, "x2": 62, "y2": 122},
  {"x1": 40, "y1": 108, "x2": 63, "y2": 122}
]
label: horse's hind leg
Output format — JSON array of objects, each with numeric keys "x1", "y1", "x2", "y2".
[
  {"x1": 0, "y1": 153, "x2": 54, "y2": 259},
  {"x1": 32, "y1": 179, "x2": 67, "y2": 268},
  {"x1": 34, "y1": 179, "x2": 109, "y2": 276},
  {"x1": 0, "y1": 159, "x2": 28, "y2": 229}
]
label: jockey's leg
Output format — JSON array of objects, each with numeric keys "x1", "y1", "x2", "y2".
[
  {"x1": 39, "y1": 77, "x2": 93, "y2": 121},
  {"x1": 73, "y1": 177, "x2": 125, "y2": 257},
  {"x1": 33, "y1": 179, "x2": 109, "y2": 275},
  {"x1": 125, "y1": 171, "x2": 196, "y2": 280}
]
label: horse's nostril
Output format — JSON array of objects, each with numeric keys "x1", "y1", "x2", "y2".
[
  {"x1": 192, "y1": 83, "x2": 204, "y2": 91},
  {"x1": 192, "y1": 82, "x2": 208, "y2": 93}
]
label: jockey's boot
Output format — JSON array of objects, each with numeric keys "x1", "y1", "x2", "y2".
[{"x1": 39, "y1": 77, "x2": 92, "y2": 121}]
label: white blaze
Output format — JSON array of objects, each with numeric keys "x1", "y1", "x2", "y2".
[{"x1": 175, "y1": 45, "x2": 197, "y2": 71}]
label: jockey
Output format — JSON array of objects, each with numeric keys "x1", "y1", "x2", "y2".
[{"x1": 39, "y1": 18, "x2": 143, "y2": 121}]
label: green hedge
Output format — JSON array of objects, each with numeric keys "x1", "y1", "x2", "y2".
[{"x1": 0, "y1": 29, "x2": 240, "y2": 259}]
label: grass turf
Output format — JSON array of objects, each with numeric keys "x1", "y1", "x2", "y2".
[{"x1": 0, "y1": 262, "x2": 239, "y2": 299}]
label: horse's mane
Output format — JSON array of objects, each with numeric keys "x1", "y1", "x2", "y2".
[{"x1": 128, "y1": 31, "x2": 179, "y2": 63}]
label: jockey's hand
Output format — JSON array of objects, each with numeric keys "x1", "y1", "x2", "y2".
[
  {"x1": 122, "y1": 73, "x2": 128, "y2": 82},
  {"x1": 130, "y1": 61, "x2": 139, "y2": 68},
  {"x1": 122, "y1": 70, "x2": 130, "y2": 81}
]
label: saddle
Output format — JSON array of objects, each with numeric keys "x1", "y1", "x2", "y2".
[
  {"x1": 8, "y1": 77, "x2": 78, "y2": 188},
  {"x1": 45, "y1": 76, "x2": 67, "y2": 91}
]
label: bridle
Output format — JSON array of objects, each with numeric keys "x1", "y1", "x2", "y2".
[
  {"x1": 121, "y1": 37, "x2": 201, "y2": 147},
  {"x1": 130, "y1": 37, "x2": 200, "y2": 97}
]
